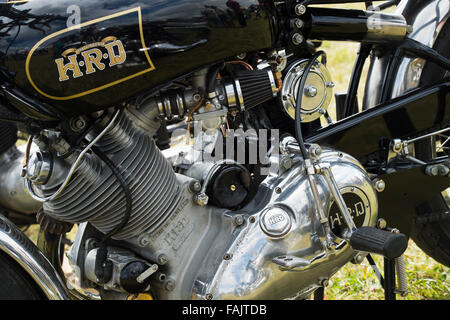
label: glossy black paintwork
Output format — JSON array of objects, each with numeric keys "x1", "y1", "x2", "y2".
[{"x1": 0, "y1": 0, "x2": 273, "y2": 117}]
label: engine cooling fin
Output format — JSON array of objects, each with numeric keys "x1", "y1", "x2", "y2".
[{"x1": 41, "y1": 111, "x2": 183, "y2": 240}]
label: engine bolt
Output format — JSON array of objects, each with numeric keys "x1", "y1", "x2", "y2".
[
  {"x1": 189, "y1": 180, "x2": 202, "y2": 193},
  {"x1": 295, "y1": 4, "x2": 306, "y2": 16},
  {"x1": 233, "y1": 215, "x2": 244, "y2": 226},
  {"x1": 194, "y1": 193, "x2": 209, "y2": 206},
  {"x1": 193, "y1": 93, "x2": 202, "y2": 102},
  {"x1": 305, "y1": 86, "x2": 318, "y2": 97},
  {"x1": 158, "y1": 254, "x2": 168, "y2": 265},
  {"x1": 291, "y1": 32, "x2": 304, "y2": 45},
  {"x1": 249, "y1": 216, "x2": 256, "y2": 223},
  {"x1": 275, "y1": 187, "x2": 282, "y2": 194},
  {"x1": 70, "y1": 116, "x2": 86, "y2": 132},
  {"x1": 138, "y1": 234, "x2": 151, "y2": 247},
  {"x1": 165, "y1": 279, "x2": 175, "y2": 291},
  {"x1": 53, "y1": 137, "x2": 72, "y2": 157},
  {"x1": 26, "y1": 155, "x2": 42, "y2": 181},
  {"x1": 292, "y1": 18, "x2": 304, "y2": 29},
  {"x1": 308, "y1": 144, "x2": 322, "y2": 159},
  {"x1": 392, "y1": 139, "x2": 403, "y2": 153},
  {"x1": 280, "y1": 156, "x2": 292, "y2": 170},
  {"x1": 206, "y1": 293, "x2": 213, "y2": 300},
  {"x1": 230, "y1": 184, "x2": 236, "y2": 192}
]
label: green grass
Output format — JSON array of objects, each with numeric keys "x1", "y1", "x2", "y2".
[{"x1": 326, "y1": 240, "x2": 449, "y2": 300}]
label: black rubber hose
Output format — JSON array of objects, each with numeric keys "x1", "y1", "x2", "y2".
[
  {"x1": 294, "y1": 51, "x2": 326, "y2": 160},
  {"x1": 91, "y1": 145, "x2": 132, "y2": 242}
]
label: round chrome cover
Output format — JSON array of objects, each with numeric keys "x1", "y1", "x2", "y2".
[
  {"x1": 259, "y1": 205, "x2": 292, "y2": 237},
  {"x1": 280, "y1": 59, "x2": 333, "y2": 122}
]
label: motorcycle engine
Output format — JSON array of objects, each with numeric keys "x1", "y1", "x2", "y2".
[{"x1": 22, "y1": 61, "x2": 379, "y2": 300}]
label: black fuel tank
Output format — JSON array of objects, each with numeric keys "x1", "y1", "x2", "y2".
[{"x1": 0, "y1": 0, "x2": 274, "y2": 117}]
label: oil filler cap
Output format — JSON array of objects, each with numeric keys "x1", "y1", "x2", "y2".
[{"x1": 259, "y1": 206, "x2": 292, "y2": 237}]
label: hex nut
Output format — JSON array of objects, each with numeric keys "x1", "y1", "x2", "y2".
[
  {"x1": 292, "y1": 33, "x2": 304, "y2": 45},
  {"x1": 189, "y1": 180, "x2": 202, "y2": 193},
  {"x1": 295, "y1": 4, "x2": 306, "y2": 16},
  {"x1": 194, "y1": 193, "x2": 209, "y2": 206},
  {"x1": 233, "y1": 215, "x2": 244, "y2": 226},
  {"x1": 165, "y1": 279, "x2": 175, "y2": 291},
  {"x1": 158, "y1": 254, "x2": 168, "y2": 265}
]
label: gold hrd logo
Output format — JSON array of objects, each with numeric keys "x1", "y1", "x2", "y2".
[{"x1": 55, "y1": 36, "x2": 126, "y2": 82}]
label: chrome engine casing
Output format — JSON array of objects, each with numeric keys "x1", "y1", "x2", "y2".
[
  {"x1": 187, "y1": 147, "x2": 378, "y2": 300},
  {"x1": 15, "y1": 98, "x2": 378, "y2": 299},
  {"x1": 15, "y1": 77, "x2": 378, "y2": 298},
  {"x1": 69, "y1": 141, "x2": 378, "y2": 300}
]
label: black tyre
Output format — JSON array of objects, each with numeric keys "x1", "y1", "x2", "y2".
[
  {"x1": 410, "y1": 19, "x2": 450, "y2": 267},
  {"x1": 0, "y1": 251, "x2": 46, "y2": 300}
]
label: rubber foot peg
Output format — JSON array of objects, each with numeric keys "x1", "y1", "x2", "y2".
[{"x1": 349, "y1": 226, "x2": 408, "y2": 259}]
